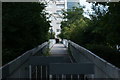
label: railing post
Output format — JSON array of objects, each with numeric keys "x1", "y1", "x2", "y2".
[
  {"x1": 29, "y1": 65, "x2": 32, "y2": 80},
  {"x1": 49, "y1": 75, "x2": 52, "y2": 80},
  {"x1": 35, "y1": 66, "x2": 37, "y2": 79},
  {"x1": 70, "y1": 74, "x2": 73, "y2": 80},
  {"x1": 41, "y1": 65, "x2": 42, "y2": 80}
]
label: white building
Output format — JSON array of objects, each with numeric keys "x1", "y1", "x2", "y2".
[{"x1": 41, "y1": 0, "x2": 80, "y2": 38}]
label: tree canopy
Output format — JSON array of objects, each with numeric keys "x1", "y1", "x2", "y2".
[
  {"x1": 59, "y1": 2, "x2": 120, "y2": 68},
  {"x1": 2, "y1": 2, "x2": 51, "y2": 65}
]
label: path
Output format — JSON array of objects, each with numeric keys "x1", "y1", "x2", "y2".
[{"x1": 50, "y1": 43, "x2": 71, "y2": 63}]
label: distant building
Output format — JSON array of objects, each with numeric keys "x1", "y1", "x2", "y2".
[
  {"x1": 67, "y1": 0, "x2": 80, "y2": 9},
  {"x1": 42, "y1": 0, "x2": 80, "y2": 38}
]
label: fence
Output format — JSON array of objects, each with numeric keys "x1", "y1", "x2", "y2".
[
  {"x1": 0, "y1": 42, "x2": 49, "y2": 79},
  {"x1": 0, "y1": 39, "x2": 94, "y2": 80},
  {"x1": 63, "y1": 39, "x2": 120, "y2": 78},
  {"x1": 49, "y1": 39, "x2": 56, "y2": 49},
  {"x1": 1, "y1": 39, "x2": 120, "y2": 79}
]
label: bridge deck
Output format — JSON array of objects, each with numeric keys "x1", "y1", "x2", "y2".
[
  {"x1": 1, "y1": 40, "x2": 119, "y2": 79},
  {"x1": 50, "y1": 43, "x2": 71, "y2": 62}
]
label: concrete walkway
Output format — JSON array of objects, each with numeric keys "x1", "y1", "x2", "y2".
[
  {"x1": 50, "y1": 44, "x2": 68, "y2": 56},
  {"x1": 50, "y1": 43, "x2": 71, "y2": 62}
]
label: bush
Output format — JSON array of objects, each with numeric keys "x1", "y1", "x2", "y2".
[
  {"x1": 2, "y1": 2, "x2": 50, "y2": 65},
  {"x1": 85, "y1": 44, "x2": 120, "y2": 68}
]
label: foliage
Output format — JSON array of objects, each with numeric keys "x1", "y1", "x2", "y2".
[
  {"x1": 60, "y1": 7, "x2": 87, "y2": 39},
  {"x1": 2, "y1": 2, "x2": 51, "y2": 65},
  {"x1": 89, "y1": 2, "x2": 120, "y2": 47},
  {"x1": 48, "y1": 32, "x2": 55, "y2": 39},
  {"x1": 60, "y1": 2, "x2": 120, "y2": 67},
  {"x1": 86, "y1": 44, "x2": 120, "y2": 67}
]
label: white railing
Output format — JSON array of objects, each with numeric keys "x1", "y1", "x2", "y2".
[
  {"x1": 49, "y1": 39, "x2": 56, "y2": 49},
  {"x1": 62, "y1": 39, "x2": 68, "y2": 48}
]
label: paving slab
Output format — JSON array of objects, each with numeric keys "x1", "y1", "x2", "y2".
[
  {"x1": 50, "y1": 43, "x2": 71, "y2": 62},
  {"x1": 50, "y1": 44, "x2": 68, "y2": 55}
]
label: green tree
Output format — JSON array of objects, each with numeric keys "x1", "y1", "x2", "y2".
[
  {"x1": 60, "y1": 3, "x2": 120, "y2": 67},
  {"x1": 89, "y1": 2, "x2": 120, "y2": 47},
  {"x1": 60, "y1": 7, "x2": 90, "y2": 46},
  {"x1": 86, "y1": 2, "x2": 120, "y2": 67},
  {"x1": 2, "y1": 2, "x2": 51, "y2": 65}
]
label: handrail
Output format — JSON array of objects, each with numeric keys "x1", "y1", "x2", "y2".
[
  {"x1": 1, "y1": 39, "x2": 120, "y2": 79},
  {"x1": 49, "y1": 39, "x2": 56, "y2": 49},
  {"x1": 69, "y1": 41, "x2": 119, "y2": 68},
  {"x1": 0, "y1": 42, "x2": 49, "y2": 79},
  {"x1": 67, "y1": 40, "x2": 120, "y2": 78},
  {"x1": 62, "y1": 39, "x2": 68, "y2": 48}
]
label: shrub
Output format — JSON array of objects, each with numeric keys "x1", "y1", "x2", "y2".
[{"x1": 85, "y1": 44, "x2": 120, "y2": 68}]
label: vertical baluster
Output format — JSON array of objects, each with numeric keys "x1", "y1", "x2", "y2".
[
  {"x1": 45, "y1": 65, "x2": 48, "y2": 80},
  {"x1": 91, "y1": 74, "x2": 94, "y2": 79},
  {"x1": 40, "y1": 65, "x2": 42, "y2": 80},
  {"x1": 77, "y1": 74, "x2": 79, "y2": 80},
  {"x1": 71, "y1": 74, "x2": 73, "y2": 80},
  {"x1": 62, "y1": 74, "x2": 64, "y2": 80},
  {"x1": 36, "y1": 66, "x2": 37, "y2": 80},
  {"x1": 29, "y1": 65, "x2": 32, "y2": 80},
  {"x1": 49, "y1": 75, "x2": 52, "y2": 80}
]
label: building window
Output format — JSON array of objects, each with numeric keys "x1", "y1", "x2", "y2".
[
  {"x1": 56, "y1": 22, "x2": 60, "y2": 24},
  {"x1": 56, "y1": 10, "x2": 62, "y2": 14},
  {"x1": 56, "y1": 29, "x2": 60, "y2": 32},
  {"x1": 56, "y1": 4, "x2": 64, "y2": 8},
  {"x1": 48, "y1": 5, "x2": 52, "y2": 8},
  {"x1": 67, "y1": 2, "x2": 79, "y2": 9},
  {"x1": 57, "y1": 0, "x2": 64, "y2": 1}
]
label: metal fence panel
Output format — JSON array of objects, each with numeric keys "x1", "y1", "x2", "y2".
[{"x1": 49, "y1": 63, "x2": 94, "y2": 75}]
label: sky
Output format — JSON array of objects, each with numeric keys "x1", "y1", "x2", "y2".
[
  {"x1": 79, "y1": 0, "x2": 93, "y2": 18},
  {"x1": 43, "y1": 0, "x2": 93, "y2": 18},
  {"x1": 79, "y1": 0, "x2": 92, "y2": 11}
]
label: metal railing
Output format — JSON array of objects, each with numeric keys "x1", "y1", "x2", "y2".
[
  {"x1": 49, "y1": 39, "x2": 56, "y2": 49},
  {"x1": 0, "y1": 42, "x2": 49, "y2": 79},
  {"x1": 63, "y1": 39, "x2": 120, "y2": 78},
  {"x1": 1, "y1": 39, "x2": 120, "y2": 79}
]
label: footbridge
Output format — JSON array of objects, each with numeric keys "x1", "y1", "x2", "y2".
[{"x1": 0, "y1": 39, "x2": 120, "y2": 79}]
